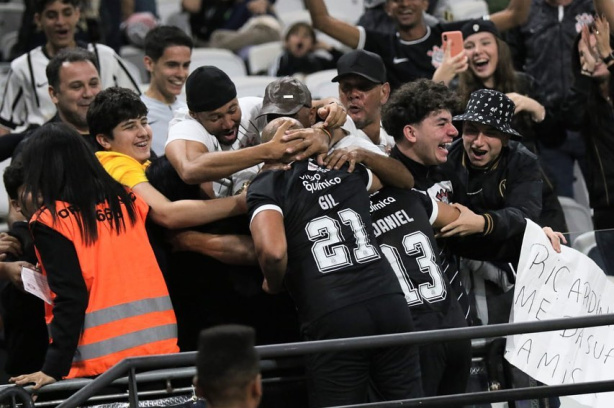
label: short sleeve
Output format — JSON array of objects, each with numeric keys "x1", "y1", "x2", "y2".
[{"x1": 247, "y1": 170, "x2": 285, "y2": 225}]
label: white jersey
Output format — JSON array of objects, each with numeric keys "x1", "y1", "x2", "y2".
[
  {"x1": 166, "y1": 96, "x2": 266, "y2": 197},
  {"x1": 140, "y1": 94, "x2": 187, "y2": 156},
  {"x1": 0, "y1": 43, "x2": 141, "y2": 132}
]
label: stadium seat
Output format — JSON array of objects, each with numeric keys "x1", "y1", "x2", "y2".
[
  {"x1": 304, "y1": 69, "x2": 338, "y2": 99},
  {"x1": 248, "y1": 41, "x2": 283, "y2": 75},
  {"x1": 233, "y1": 75, "x2": 277, "y2": 98},
  {"x1": 558, "y1": 196, "x2": 594, "y2": 245},
  {"x1": 573, "y1": 161, "x2": 590, "y2": 209},
  {"x1": 324, "y1": 0, "x2": 364, "y2": 24},
  {"x1": 119, "y1": 45, "x2": 149, "y2": 84},
  {"x1": 0, "y1": 3, "x2": 24, "y2": 50},
  {"x1": 190, "y1": 48, "x2": 247, "y2": 77},
  {"x1": 572, "y1": 230, "x2": 607, "y2": 272},
  {"x1": 275, "y1": 0, "x2": 306, "y2": 16},
  {"x1": 434, "y1": 0, "x2": 489, "y2": 21}
]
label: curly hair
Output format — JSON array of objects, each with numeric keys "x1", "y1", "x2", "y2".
[{"x1": 382, "y1": 79, "x2": 460, "y2": 142}]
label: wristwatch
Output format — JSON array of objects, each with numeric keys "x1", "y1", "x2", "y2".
[{"x1": 603, "y1": 52, "x2": 614, "y2": 64}]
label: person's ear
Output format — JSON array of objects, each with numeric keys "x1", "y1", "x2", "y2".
[
  {"x1": 251, "y1": 374, "x2": 263, "y2": 402},
  {"x1": 49, "y1": 85, "x2": 59, "y2": 104},
  {"x1": 380, "y1": 82, "x2": 391, "y2": 105},
  {"x1": 403, "y1": 124, "x2": 417, "y2": 143},
  {"x1": 192, "y1": 376, "x2": 204, "y2": 398},
  {"x1": 96, "y1": 134, "x2": 112, "y2": 150},
  {"x1": 34, "y1": 13, "x2": 41, "y2": 30},
  {"x1": 144, "y1": 56, "x2": 154, "y2": 73}
]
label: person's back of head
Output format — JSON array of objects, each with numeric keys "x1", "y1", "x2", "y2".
[
  {"x1": 146, "y1": 156, "x2": 201, "y2": 201},
  {"x1": 20, "y1": 122, "x2": 137, "y2": 244},
  {"x1": 195, "y1": 325, "x2": 262, "y2": 408}
]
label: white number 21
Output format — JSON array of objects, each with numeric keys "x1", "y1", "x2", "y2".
[{"x1": 305, "y1": 209, "x2": 380, "y2": 273}]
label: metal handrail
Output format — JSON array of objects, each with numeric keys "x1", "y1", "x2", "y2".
[{"x1": 39, "y1": 313, "x2": 614, "y2": 408}]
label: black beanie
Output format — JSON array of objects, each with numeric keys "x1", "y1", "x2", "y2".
[{"x1": 186, "y1": 66, "x2": 237, "y2": 112}]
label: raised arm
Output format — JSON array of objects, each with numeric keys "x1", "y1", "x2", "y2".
[
  {"x1": 305, "y1": 0, "x2": 361, "y2": 48},
  {"x1": 166, "y1": 121, "x2": 295, "y2": 184},
  {"x1": 323, "y1": 146, "x2": 414, "y2": 191},
  {"x1": 489, "y1": 0, "x2": 530, "y2": 32}
]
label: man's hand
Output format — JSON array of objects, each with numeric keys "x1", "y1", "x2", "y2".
[
  {"x1": 264, "y1": 119, "x2": 302, "y2": 161},
  {"x1": 316, "y1": 101, "x2": 347, "y2": 129},
  {"x1": 437, "y1": 203, "x2": 485, "y2": 237},
  {"x1": 542, "y1": 226, "x2": 567, "y2": 253},
  {"x1": 282, "y1": 127, "x2": 330, "y2": 161},
  {"x1": 10, "y1": 371, "x2": 56, "y2": 390},
  {"x1": 322, "y1": 146, "x2": 365, "y2": 172},
  {"x1": 0, "y1": 232, "x2": 22, "y2": 258}
]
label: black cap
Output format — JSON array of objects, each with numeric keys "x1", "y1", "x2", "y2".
[
  {"x1": 186, "y1": 66, "x2": 237, "y2": 112},
  {"x1": 332, "y1": 49, "x2": 387, "y2": 83},
  {"x1": 460, "y1": 19, "x2": 500, "y2": 40}
]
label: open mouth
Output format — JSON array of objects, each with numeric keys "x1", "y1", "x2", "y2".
[
  {"x1": 471, "y1": 147, "x2": 487, "y2": 158},
  {"x1": 473, "y1": 58, "x2": 489, "y2": 69},
  {"x1": 135, "y1": 141, "x2": 149, "y2": 148}
]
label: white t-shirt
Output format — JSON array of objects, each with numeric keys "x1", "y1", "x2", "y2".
[
  {"x1": 0, "y1": 43, "x2": 141, "y2": 132},
  {"x1": 141, "y1": 94, "x2": 186, "y2": 156},
  {"x1": 166, "y1": 97, "x2": 265, "y2": 197}
]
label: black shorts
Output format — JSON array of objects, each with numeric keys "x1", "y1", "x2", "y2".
[{"x1": 302, "y1": 293, "x2": 423, "y2": 407}]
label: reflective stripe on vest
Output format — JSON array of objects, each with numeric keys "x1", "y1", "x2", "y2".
[
  {"x1": 83, "y1": 296, "x2": 173, "y2": 329},
  {"x1": 73, "y1": 324, "x2": 177, "y2": 362}
]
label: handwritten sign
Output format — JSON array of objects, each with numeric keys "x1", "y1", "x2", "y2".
[{"x1": 505, "y1": 220, "x2": 614, "y2": 407}]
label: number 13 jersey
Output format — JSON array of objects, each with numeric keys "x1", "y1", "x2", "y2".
[{"x1": 247, "y1": 159, "x2": 403, "y2": 325}]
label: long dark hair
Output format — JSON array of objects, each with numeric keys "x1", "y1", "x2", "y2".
[
  {"x1": 20, "y1": 123, "x2": 137, "y2": 245},
  {"x1": 457, "y1": 36, "x2": 517, "y2": 107}
]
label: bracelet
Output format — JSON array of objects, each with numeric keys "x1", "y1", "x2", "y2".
[
  {"x1": 319, "y1": 127, "x2": 332, "y2": 144},
  {"x1": 603, "y1": 52, "x2": 614, "y2": 64}
]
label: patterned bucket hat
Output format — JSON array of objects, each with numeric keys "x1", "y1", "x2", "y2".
[{"x1": 453, "y1": 89, "x2": 522, "y2": 140}]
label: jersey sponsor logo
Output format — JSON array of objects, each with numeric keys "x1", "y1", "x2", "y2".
[
  {"x1": 575, "y1": 13, "x2": 594, "y2": 33},
  {"x1": 369, "y1": 196, "x2": 396, "y2": 213},
  {"x1": 393, "y1": 57, "x2": 409, "y2": 64},
  {"x1": 427, "y1": 45, "x2": 444, "y2": 68},
  {"x1": 426, "y1": 181, "x2": 452, "y2": 203},
  {"x1": 372, "y1": 209, "x2": 414, "y2": 237},
  {"x1": 300, "y1": 173, "x2": 341, "y2": 193}
]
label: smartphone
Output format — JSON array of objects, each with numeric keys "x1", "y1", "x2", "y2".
[{"x1": 442, "y1": 31, "x2": 464, "y2": 57}]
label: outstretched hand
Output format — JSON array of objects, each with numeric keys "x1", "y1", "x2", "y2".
[
  {"x1": 437, "y1": 203, "x2": 485, "y2": 238},
  {"x1": 542, "y1": 226, "x2": 567, "y2": 253},
  {"x1": 10, "y1": 371, "x2": 56, "y2": 390}
]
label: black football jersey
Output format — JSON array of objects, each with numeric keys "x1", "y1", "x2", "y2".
[
  {"x1": 370, "y1": 187, "x2": 460, "y2": 330},
  {"x1": 248, "y1": 159, "x2": 402, "y2": 324},
  {"x1": 362, "y1": 21, "x2": 465, "y2": 89}
]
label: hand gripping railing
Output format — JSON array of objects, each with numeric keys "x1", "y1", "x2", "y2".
[{"x1": 5, "y1": 313, "x2": 614, "y2": 408}]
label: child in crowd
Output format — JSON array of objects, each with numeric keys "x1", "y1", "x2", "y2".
[{"x1": 268, "y1": 22, "x2": 343, "y2": 76}]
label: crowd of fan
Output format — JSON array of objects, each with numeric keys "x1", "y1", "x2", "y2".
[{"x1": 0, "y1": 0, "x2": 611, "y2": 407}]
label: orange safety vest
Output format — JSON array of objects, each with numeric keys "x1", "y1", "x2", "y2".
[{"x1": 32, "y1": 193, "x2": 179, "y2": 379}]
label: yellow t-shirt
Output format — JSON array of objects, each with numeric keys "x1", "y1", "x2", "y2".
[{"x1": 96, "y1": 151, "x2": 151, "y2": 189}]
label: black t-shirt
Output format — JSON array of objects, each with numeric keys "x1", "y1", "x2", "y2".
[
  {"x1": 247, "y1": 159, "x2": 402, "y2": 324},
  {"x1": 370, "y1": 187, "x2": 462, "y2": 330},
  {"x1": 362, "y1": 21, "x2": 465, "y2": 89}
]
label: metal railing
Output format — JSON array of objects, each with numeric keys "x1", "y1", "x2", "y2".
[{"x1": 1, "y1": 313, "x2": 612, "y2": 408}]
